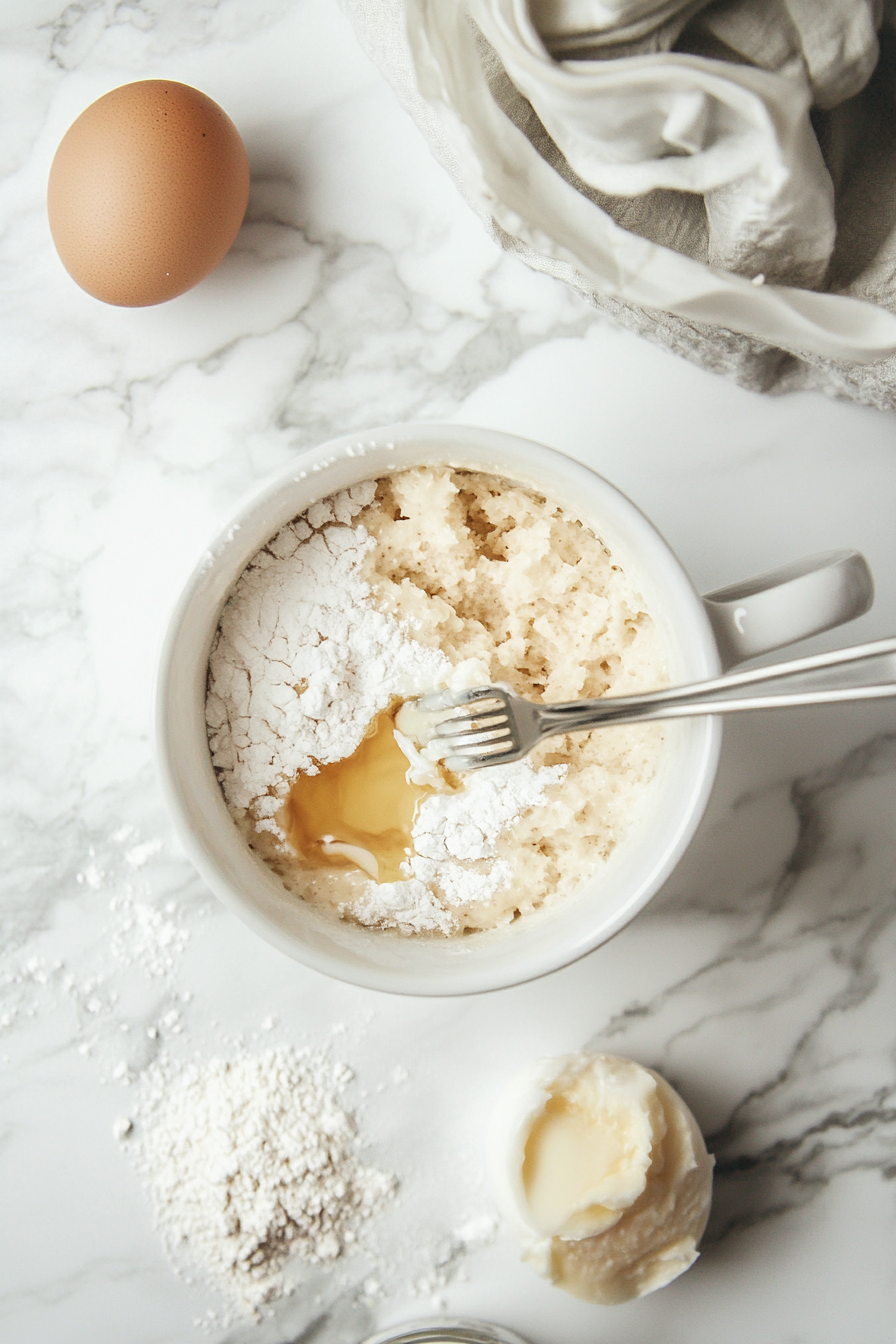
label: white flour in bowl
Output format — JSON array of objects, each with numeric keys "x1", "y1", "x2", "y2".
[{"x1": 206, "y1": 468, "x2": 668, "y2": 935}]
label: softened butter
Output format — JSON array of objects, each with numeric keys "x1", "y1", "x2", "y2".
[{"x1": 496, "y1": 1052, "x2": 714, "y2": 1305}]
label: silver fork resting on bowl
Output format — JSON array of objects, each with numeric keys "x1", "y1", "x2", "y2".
[{"x1": 415, "y1": 637, "x2": 896, "y2": 771}]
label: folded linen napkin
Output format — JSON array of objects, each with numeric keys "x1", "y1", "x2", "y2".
[{"x1": 342, "y1": 0, "x2": 896, "y2": 407}]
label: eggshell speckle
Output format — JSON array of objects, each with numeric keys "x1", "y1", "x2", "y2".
[{"x1": 47, "y1": 80, "x2": 250, "y2": 307}]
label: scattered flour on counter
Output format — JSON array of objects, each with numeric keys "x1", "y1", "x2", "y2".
[
  {"x1": 116, "y1": 1046, "x2": 395, "y2": 1320},
  {"x1": 110, "y1": 895, "x2": 190, "y2": 977}
]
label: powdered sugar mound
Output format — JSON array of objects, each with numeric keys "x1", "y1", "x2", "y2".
[
  {"x1": 349, "y1": 761, "x2": 566, "y2": 935},
  {"x1": 206, "y1": 482, "x2": 450, "y2": 829},
  {"x1": 117, "y1": 1046, "x2": 395, "y2": 1319},
  {"x1": 347, "y1": 878, "x2": 458, "y2": 936},
  {"x1": 411, "y1": 762, "x2": 566, "y2": 867}
]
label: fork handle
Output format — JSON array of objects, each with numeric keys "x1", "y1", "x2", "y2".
[{"x1": 533, "y1": 637, "x2": 896, "y2": 737}]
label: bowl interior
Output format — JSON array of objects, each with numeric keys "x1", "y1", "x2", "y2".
[{"x1": 156, "y1": 424, "x2": 720, "y2": 994}]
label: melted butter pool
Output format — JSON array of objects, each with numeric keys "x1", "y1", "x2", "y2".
[{"x1": 280, "y1": 705, "x2": 435, "y2": 883}]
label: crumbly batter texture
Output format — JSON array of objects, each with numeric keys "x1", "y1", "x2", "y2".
[{"x1": 206, "y1": 467, "x2": 667, "y2": 936}]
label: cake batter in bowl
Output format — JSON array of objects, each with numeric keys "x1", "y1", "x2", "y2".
[{"x1": 156, "y1": 422, "x2": 869, "y2": 994}]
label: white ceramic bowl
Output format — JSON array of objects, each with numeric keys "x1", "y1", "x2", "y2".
[{"x1": 155, "y1": 423, "x2": 866, "y2": 995}]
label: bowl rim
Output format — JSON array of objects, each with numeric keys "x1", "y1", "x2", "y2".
[{"x1": 154, "y1": 421, "x2": 721, "y2": 995}]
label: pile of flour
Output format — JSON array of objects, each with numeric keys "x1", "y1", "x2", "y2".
[
  {"x1": 116, "y1": 1046, "x2": 394, "y2": 1319},
  {"x1": 206, "y1": 479, "x2": 564, "y2": 935}
]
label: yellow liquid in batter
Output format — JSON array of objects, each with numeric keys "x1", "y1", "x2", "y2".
[{"x1": 280, "y1": 705, "x2": 433, "y2": 883}]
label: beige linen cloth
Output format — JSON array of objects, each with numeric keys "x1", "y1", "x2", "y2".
[{"x1": 341, "y1": 0, "x2": 896, "y2": 407}]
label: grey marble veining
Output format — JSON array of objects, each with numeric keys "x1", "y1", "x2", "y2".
[
  {"x1": 2, "y1": 2, "x2": 896, "y2": 1343},
  {"x1": 588, "y1": 731, "x2": 896, "y2": 1242}
]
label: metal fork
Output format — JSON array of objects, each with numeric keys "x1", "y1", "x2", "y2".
[{"x1": 413, "y1": 637, "x2": 896, "y2": 770}]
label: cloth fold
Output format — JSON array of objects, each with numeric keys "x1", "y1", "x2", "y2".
[
  {"x1": 469, "y1": 0, "x2": 837, "y2": 285},
  {"x1": 341, "y1": 0, "x2": 896, "y2": 405}
]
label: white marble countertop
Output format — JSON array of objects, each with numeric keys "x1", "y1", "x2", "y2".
[{"x1": 2, "y1": 3, "x2": 896, "y2": 1342}]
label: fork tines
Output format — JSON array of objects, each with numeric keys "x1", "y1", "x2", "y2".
[{"x1": 431, "y1": 686, "x2": 519, "y2": 769}]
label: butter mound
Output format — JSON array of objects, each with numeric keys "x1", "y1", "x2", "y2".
[{"x1": 497, "y1": 1053, "x2": 714, "y2": 1305}]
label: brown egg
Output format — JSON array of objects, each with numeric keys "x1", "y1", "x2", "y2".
[{"x1": 47, "y1": 80, "x2": 250, "y2": 307}]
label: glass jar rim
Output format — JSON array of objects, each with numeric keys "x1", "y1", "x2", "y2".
[{"x1": 360, "y1": 1318, "x2": 531, "y2": 1344}]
